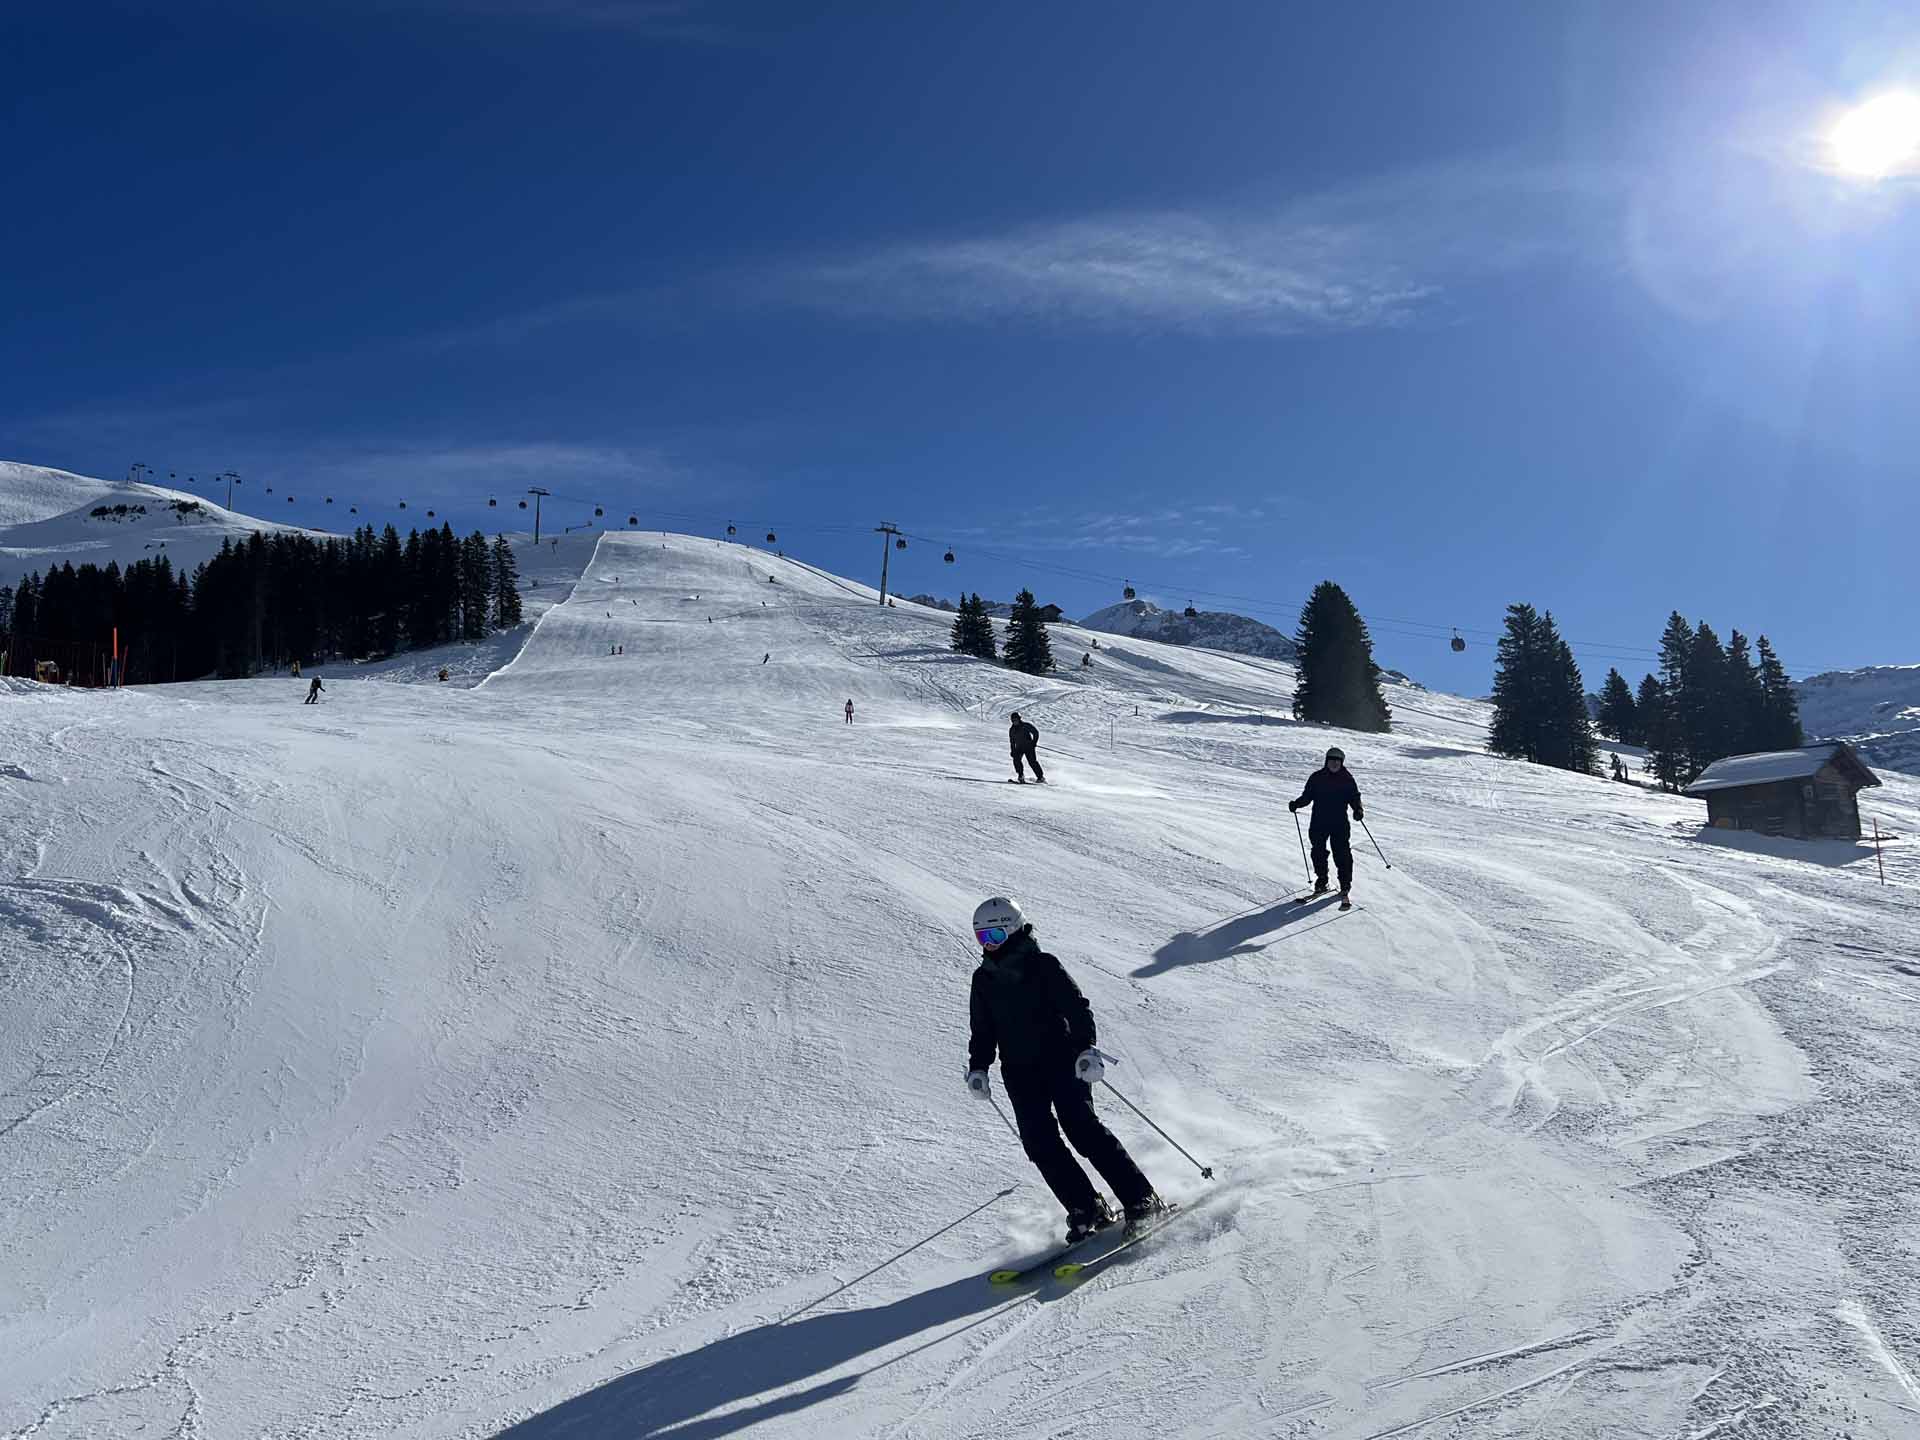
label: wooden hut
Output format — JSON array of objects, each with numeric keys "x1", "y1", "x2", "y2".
[{"x1": 1683, "y1": 742, "x2": 1881, "y2": 839}]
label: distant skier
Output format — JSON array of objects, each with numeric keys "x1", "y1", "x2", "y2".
[
  {"x1": 1009, "y1": 711, "x2": 1045, "y2": 784},
  {"x1": 965, "y1": 897, "x2": 1165, "y2": 1240},
  {"x1": 1610, "y1": 752, "x2": 1628, "y2": 782},
  {"x1": 762, "y1": 653, "x2": 770, "y2": 665},
  {"x1": 844, "y1": 699, "x2": 855, "y2": 725},
  {"x1": 1288, "y1": 746, "x2": 1362, "y2": 905},
  {"x1": 303, "y1": 677, "x2": 324, "y2": 705}
]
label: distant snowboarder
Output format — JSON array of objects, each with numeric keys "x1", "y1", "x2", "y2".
[
  {"x1": 304, "y1": 677, "x2": 324, "y2": 705},
  {"x1": 1288, "y1": 746, "x2": 1362, "y2": 904},
  {"x1": 965, "y1": 897, "x2": 1165, "y2": 1241},
  {"x1": 844, "y1": 699, "x2": 855, "y2": 725},
  {"x1": 1009, "y1": 712, "x2": 1045, "y2": 784},
  {"x1": 1610, "y1": 752, "x2": 1628, "y2": 782}
]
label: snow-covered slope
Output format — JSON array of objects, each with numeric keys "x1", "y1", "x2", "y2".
[
  {"x1": 6, "y1": 532, "x2": 1920, "y2": 1439},
  {"x1": 1796, "y1": 664, "x2": 1920, "y2": 777},
  {"x1": 0, "y1": 461, "x2": 119, "y2": 527},
  {"x1": 0, "y1": 460, "x2": 320, "y2": 583},
  {"x1": 1080, "y1": 597, "x2": 1299, "y2": 661}
]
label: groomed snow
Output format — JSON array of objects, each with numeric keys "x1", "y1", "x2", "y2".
[{"x1": 5, "y1": 532, "x2": 1919, "y2": 1439}]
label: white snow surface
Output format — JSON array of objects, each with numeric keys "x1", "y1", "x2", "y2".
[
  {"x1": 5, "y1": 532, "x2": 1920, "y2": 1439},
  {"x1": 0, "y1": 460, "x2": 325, "y2": 583},
  {"x1": 1797, "y1": 664, "x2": 1920, "y2": 778},
  {"x1": 1684, "y1": 743, "x2": 1878, "y2": 793}
]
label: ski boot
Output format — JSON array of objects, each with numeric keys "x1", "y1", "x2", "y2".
[
  {"x1": 1311, "y1": 878, "x2": 1330, "y2": 896},
  {"x1": 1339, "y1": 888, "x2": 1352, "y2": 911},
  {"x1": 1123, "y1": 1192, "x2": 1169, "y2": 1238},
  {"x1": 1064, "y1": 1196, "x2": 1119, "y2": 1244}
]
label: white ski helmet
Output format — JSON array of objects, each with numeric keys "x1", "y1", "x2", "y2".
[{"x1": 972, "y1": 896, "x2": 1028, "y2": 950}]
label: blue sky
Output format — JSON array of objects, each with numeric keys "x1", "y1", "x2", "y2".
[{"x1": 5, "y1": 0, "x2": 1918, "y2": 688}]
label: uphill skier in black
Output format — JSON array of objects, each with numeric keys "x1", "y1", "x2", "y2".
[
  {"x1": 1289, "y1": 746, "x2": 1362, "y2": 906},
  {"x1": 966, "y1": 897, "x2": 1164, "y2": 1240},
  {"x1": 1008, "y1": 712, "x2": 1045, "y2": 784},
  {"x1": 303, "y1": 677, "x2": 324, "y2": 705}
]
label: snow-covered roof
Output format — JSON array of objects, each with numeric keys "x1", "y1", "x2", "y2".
[{"x1": 1684, "y1": 743, "x2": 1880, "y2": 794}]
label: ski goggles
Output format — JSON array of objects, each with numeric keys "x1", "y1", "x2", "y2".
[{"x1": 975, "y1": 926, "x2": 1010, "y2": 948}]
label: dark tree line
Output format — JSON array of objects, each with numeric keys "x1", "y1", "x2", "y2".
[
  {"x1": 1486, "y1": 604, "x2": 1598, "y2": 774},
  {"x1": 4, "y1": 525, "x2": 523, "y2": 684},
  {"x1": 1594, "y1": 614, "x2": 1802, "y2": 790}
]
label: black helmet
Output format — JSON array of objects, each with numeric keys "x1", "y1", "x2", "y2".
[
  {"x1": 1011, "y1": 711, "x2": 1022, "y2": 721},
  {"x1": 1326, "y1": 747, "x2": 1346, "y2": 762}
]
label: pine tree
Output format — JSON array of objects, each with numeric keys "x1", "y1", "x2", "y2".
[
  {"x1": 1487, "y1": 605, "x2": 1594, "y2": 773},
  {"x1": 1291, "y1": 580, "x2": 1391, "y2": 732},
  {"x1": 1655, "y1": 612, "x2": 1696, "y2": 779},
  {"x1": 1723, "y1": 630, "x2": 1766, "y2": 755},
  {"x1": 1487, "y1": 603, "x2": 1548, "y2": 762},
  {"x1": 374, "y1": 525, "x2": 405, "y2": 655},
  {"x1": 949, "y1": 593, "x2": 996, "y2": 660},
  {"x1": 1542, "y1": 617, "x2": 1598, "y2": 774},
  {"x1": 491, "y1": 535, "x2": 523, "y2": 628},
  {"x1": 1595, "y1": 667, "x2": 1638, "y2": 743},
  {"x1": 1640, "y1": 673, "x2": 1688, "y2": 792},
  {"x1": 1684, "y1": 621, "x2": 1732, "y2": 776},
  {"x1": 459, "y1": 532, "x2": 492, "y2": 641},
  {"x1": 1003, "y1": 590, "x2": 1054, "y2": 675},
  {"x1": 1754, "y1": 635, "x2": 1804, "y2": 750}
]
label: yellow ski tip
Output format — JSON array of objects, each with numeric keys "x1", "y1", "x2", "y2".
[
  {"x1": 989, "y1": 1269, "x2": 1025, "y2": 1285},
  {"x1": 1052, "y1": 1262, "x2": 1088, "y2": 1281}
]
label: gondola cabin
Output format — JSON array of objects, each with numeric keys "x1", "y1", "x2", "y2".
[{"x1": 1683, "y1": 742, "x2": 1880, "y2": 840}]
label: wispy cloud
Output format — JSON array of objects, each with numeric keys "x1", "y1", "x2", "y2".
[
  {"x1": 759, "y1": 161, "x2": 1612, "y2": 335},
  {"x1": 1026, "y1": 504, "x2": 1254, "y2": 560},
  {"x1": 293, "y1": 442, "x2": 677, "y2": 498}
]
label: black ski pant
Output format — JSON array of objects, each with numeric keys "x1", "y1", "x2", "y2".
[
  {"x1": 1310, "y1": 819, "x2": 1353, "y2": 890},
  {"x1": 1012, "y1": 745, "x2": 1045, "y2": 782},
  {"x1": 1003, "y1": 1064, "x2": 1151, "y2": 1214}
]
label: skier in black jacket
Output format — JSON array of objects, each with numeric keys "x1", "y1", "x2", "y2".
[
  {"x1": 1288, "y1": 746, "x2": 1362, "y2": 901},
  {"x1": 965, "y1": 896, "x2": 1163, "y2": 1240},
  {"x1": 1008, "y1": 712, "x2": 1045, "y2": 784}
]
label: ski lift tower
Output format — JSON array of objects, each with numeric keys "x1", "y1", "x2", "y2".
[{"x1": 874, "y1": 522, "x2": 902, "y2": 605}]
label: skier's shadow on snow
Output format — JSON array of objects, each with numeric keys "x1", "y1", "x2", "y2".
[
  {"x1": 495, "y1": 1264, "x2": 1058, "y2": 1439},
  {"x1": 1135, "y1": 896, "x2": 1342, "y2": 978}
]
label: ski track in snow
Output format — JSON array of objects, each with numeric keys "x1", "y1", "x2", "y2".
[{"x1": 3, "y1": 534, "x2": 1919, "y2": 1439}]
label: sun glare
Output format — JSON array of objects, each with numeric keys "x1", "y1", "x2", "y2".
[{"x1": 1831, "y1": 92, "x2": 1920, "y2": 178}]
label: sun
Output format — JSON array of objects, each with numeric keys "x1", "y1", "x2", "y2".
[{"x1": 1831, "y1": 92, "x2": 1920, "y2": 178}]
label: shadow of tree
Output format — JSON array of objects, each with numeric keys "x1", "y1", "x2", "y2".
[{"x1": 1134, "y1": 896, "x2": 1342, "y2": 977}]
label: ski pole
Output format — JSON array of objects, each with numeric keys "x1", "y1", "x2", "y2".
[
  {"x1": 1100, "y1": 1079, "x2": 1214, "y2": 1180},
  {"x1": 1359, "y1": 816, "x2": 1392, "y2": 870},
  {"x1": 987, "y1": 1090, "x2": 1023, "y2": 1147},
  {"x1": 1292, "y1": 809, "x2": 1314, "y2": 891}
]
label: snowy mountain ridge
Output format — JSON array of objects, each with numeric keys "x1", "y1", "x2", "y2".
[
  {"x1": 1079, "y1": 597, "x2": 1300, "y2": 661},
  {"x1": 1796, "y1": 663, "x2": 1920, "y2": 777},
  {"x1": 0, "y1": 459, "x2": 319, "y2": 582}
]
